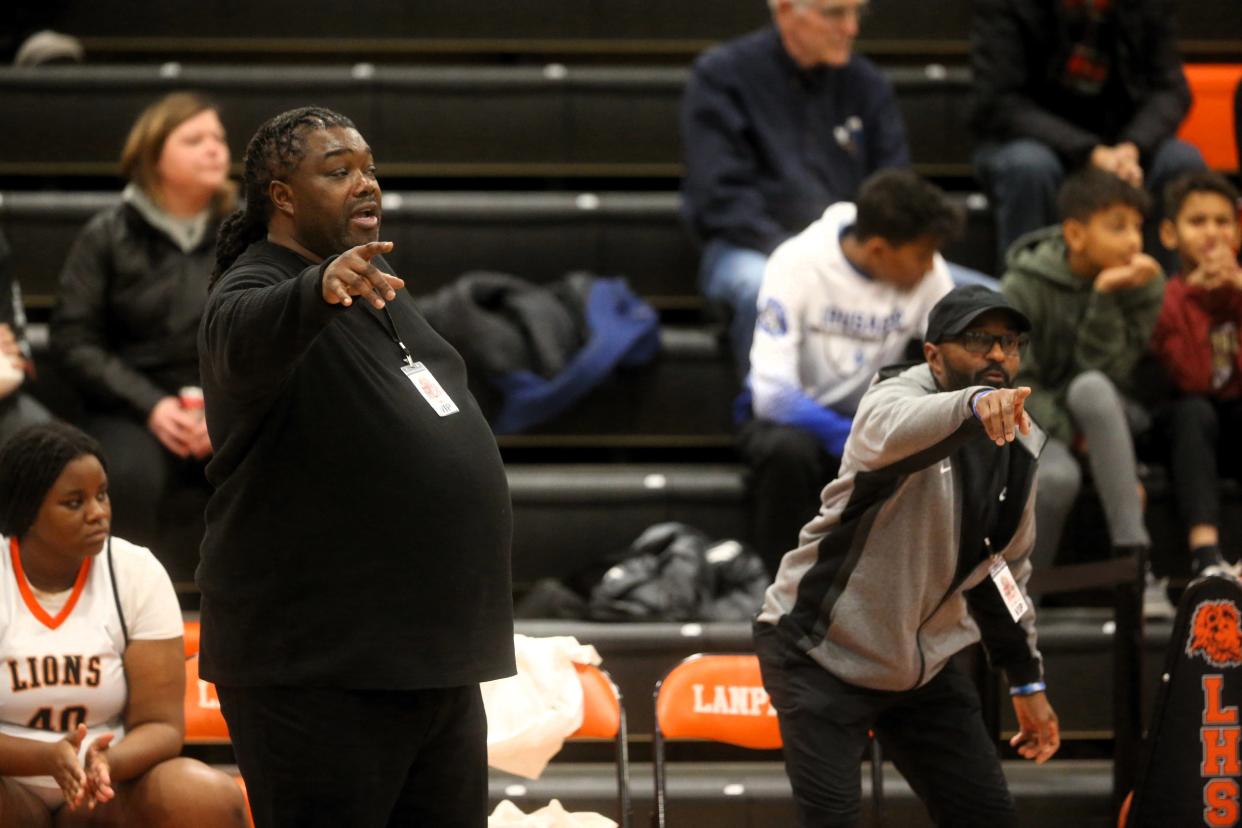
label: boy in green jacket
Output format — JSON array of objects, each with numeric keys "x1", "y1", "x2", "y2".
[{"x1": 1001, "y1": 169, "x2": 1167, "y2": 615}]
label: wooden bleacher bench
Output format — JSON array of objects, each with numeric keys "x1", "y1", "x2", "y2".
[
  {"x1": 1, "y1": 189, "x2": 999, "y2": 317},
  {"x1": 29, "y1": 0, "x2": 1241, "y2": 63},
  {"x1": 0, "y1": 64, "x2": 976, "y2": 181}
]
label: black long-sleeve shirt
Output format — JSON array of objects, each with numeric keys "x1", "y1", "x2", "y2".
[
  {"x1": 197, "y1": 240, "x2": 515, "y2": 689},
  {"x1": 680, "y1": 26, "x2": 910, "y2": 255}
]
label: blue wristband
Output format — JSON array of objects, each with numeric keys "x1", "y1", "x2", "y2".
[
  {"x1": 1009, "y1": 681, "x2": 1047, "y2": 697},
  {"x1": 970, "y1": 389, "x2": 995, "y2": 419}
]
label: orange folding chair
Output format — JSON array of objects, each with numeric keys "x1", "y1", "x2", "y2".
[
  {"x1": 183, "y1": 655, "x2": 230, "y2": 745},
  {"x1": 1178, "y1": 64, "x2": 1242, "y2": 171},
  {"x1": 183, "y1": 656, "x2": 254, "y2": 826},
  {"x1": 183, "y1": 618, "x2": 200, "y2": 659},
  {"x1": 652, "y1": 654, "x2": 882, "y2": 827},
  {"x1": 569, "y1": 663, "x2": 632, "y2": 828}
]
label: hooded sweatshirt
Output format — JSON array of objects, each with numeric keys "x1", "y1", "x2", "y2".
[
  {"x1": 999, "y1": 227, "x2": 1165, "y2": 443},
  {"x1": 757, "y1": 363, "x2": 1044, "y2": 692}
]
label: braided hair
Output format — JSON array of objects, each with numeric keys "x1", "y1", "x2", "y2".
[
  {"x1": 212, "y1": 106, "x2": 356, "y2": 286},
  {"x1": 0, "y1": 423, "x2": 108, "y2": 540}
]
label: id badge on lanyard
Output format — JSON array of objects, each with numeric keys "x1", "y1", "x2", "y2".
[
  {"x1": 401, "y1": 361, "x2": 459, "y2": 417},
  {"x1": 373, "y1": 303, "x2": 459, "y2": 417},
  {"x1": 989, "y1": 555, "x2": 1028, "y2": 622}
]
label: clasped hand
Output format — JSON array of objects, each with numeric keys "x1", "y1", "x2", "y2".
[
  {"x1": 1090, "y1": 142, "x2": 1143, "y2": 188},
  {"x1": 1186, "y1": 243, "x2": 1242, "y2": 292},
  {"x1": 49, "y1": 723, "x2": 115, "y2": 811}
]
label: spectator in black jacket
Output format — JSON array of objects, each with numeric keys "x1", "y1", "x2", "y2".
[
  {"x1": 971, "y1": 0, "x2": 1204, "y2": 269},
  {"x1": 50, "y1": 92, "x2": 233, "y2": 576}
]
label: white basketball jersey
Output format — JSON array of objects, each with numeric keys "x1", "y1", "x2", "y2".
[{"x1": 0, "y1": 538, "x2": 128, "y2": 791}]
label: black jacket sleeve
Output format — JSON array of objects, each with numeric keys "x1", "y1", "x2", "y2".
[
  {"x1": 970, "y1": 0, "x2": 1101, "y2": 164},
  {"x1": 964, "y1": 574, "x2": 1043, "y2": 686},
  {"x1": 679, "y1": 59, "x2": 790, "y2": 254},
  {"x1": 50, "y1": 214, "x2": 167, "y2": 417},
  {"x1": 1116, "y1": 0, "x2": 1192, "y2": 156},
  {"x1": 199, "y1": 257, "x2": 341, "y2": 403}
]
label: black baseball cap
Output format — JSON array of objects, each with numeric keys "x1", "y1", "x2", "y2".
[{"x1": 924, "y1": 285, "x2": 1031, "y2": 344}]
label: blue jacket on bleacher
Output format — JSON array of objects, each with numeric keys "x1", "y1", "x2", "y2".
[{"x1": 415, "y1": 272, "x2": 660, "y2": 434}]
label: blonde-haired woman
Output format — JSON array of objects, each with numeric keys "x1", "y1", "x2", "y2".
[{"x1": 50, "y1": 92, "x2": 232, "y2": 580}]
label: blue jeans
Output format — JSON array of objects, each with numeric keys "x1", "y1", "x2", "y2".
[
  {"x1": 699, "y1": 239, "x2": 769, "y2": 373},
  {"x1": 974, "y1": 138, "x2": 1205, "y2": 272}
]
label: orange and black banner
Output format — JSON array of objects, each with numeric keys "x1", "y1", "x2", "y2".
[{"x1": 1128, "y1": 576, "x2": 1242, "y2": 827}]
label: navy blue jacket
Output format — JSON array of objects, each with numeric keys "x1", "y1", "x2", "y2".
[{"x1": 680, "y1": 26, "x2": 910, "y2": 255}]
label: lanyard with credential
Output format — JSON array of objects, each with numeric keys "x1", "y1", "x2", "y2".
[
  {"x1": 376, "y1": 305, "x2": 415, "y2": 367},
  {"x1": 371, "y1": 304, "x2": 461, "y2": 416}
]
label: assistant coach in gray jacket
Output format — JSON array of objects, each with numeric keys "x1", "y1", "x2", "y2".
[{"x1": 754, "y1": 285, "x2": 1060, "y2": 827}]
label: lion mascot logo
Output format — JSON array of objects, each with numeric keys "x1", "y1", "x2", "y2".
[{"x1": 1187, "y1": 600, "x2": 1242, "y2": 668}]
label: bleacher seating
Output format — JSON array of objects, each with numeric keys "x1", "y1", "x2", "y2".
[
  {"x1": 26, "y1": 0, "x2": 1242, "y2": 63},
  {"x1": 490, "y1": 759, "x2": 1114, "y2": 828},
  {"x1": 513, "y1": 611, "x2": 1173, "y2": 743},
  {"x1": 175, "y1": 607, "x2": 1146, "y2": 824},
  {"x1": 0, "y1": 64, "x2": 977, "y2": 180},
  {"x1": 1, "y1": 189, "x2": 998, "y2": 315},
  {"x1": 8, "y1": 3, "x2": 1242, "y2": 822}
]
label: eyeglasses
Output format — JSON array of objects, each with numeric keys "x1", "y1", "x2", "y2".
[
  {"x1": 947, "y1": 331, "x2": 1030, "y2": 356},
  {"x1": 808, "y1": 0, "x2": 870, "y2": 22}
]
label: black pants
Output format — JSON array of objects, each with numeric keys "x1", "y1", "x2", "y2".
[
  {"x1": 88, "y1": 414, "x2": 209, "y2": 580},
  {"x1": 216, "y1": 683, "x2": 488, "y2": 828},
  {"x1": 738, "y1": 419, "x2": 841, "y2": 577},
  {"x1": 1163, "y1": 395, "x2": 1242, "y2": 531},
  {"x1": 754, "y1": 623, "x2": 1016, "y2": 828}
]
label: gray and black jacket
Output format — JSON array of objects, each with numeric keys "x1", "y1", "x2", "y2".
[{"x1": 757, "y1": 362, "x2": 1044, "y2": 692}]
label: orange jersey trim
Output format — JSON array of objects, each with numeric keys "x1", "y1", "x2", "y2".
[{"x1": 9, "y1": 537, "x2": 92, "y2": 630}]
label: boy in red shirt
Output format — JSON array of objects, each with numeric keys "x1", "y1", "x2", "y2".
[{"x1": 1151, "y1": 171, "x2": 1242, "y2": 577}]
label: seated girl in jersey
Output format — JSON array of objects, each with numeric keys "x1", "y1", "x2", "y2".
[{"x1": 0, "y1": 422, "x2": 246, "y2": 827}]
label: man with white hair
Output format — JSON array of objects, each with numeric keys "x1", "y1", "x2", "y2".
[{"x1": 681, "y1": 0, "x2": 906, "y2": 371}]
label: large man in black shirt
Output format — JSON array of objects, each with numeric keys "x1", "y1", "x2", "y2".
[{"x1": 197, "y1": 107, "x2": 514, "y2": 828}]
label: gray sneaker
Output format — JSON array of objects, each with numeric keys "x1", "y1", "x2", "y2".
[{"x1": 1142, "y1": 573, "x2": 1177, "y2": 621}]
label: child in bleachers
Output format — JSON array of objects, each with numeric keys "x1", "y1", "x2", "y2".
[
  {"x1": 1151, "y1": 171, "x2": 1242, "y2": 578},
  {"x1": 1000, "y1": 169, "x2": 1167, "y2": 613}
]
